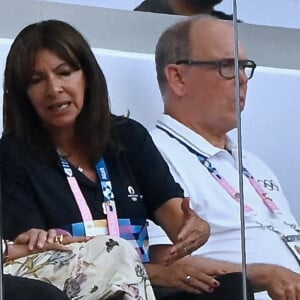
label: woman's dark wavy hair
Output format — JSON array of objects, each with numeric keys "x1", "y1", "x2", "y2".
[{"x1": 3, "y1": 19, "x2": 111, "y2": 164}]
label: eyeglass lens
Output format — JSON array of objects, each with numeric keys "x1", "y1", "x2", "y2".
[{"x1": 221, "y1": 60, "x2": 255, "y2": 79}]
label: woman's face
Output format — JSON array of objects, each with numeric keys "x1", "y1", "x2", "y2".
[{"x1": 26, "y1": 48, "x2": 86, "y2": 133}]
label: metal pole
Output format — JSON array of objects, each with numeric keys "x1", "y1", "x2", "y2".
[
  {"x1": 232, "y1": 1, "x2": 248, "y2": 299},
  {"x1": 0, "y1": 173, "x2": 5, "y2": 300}
]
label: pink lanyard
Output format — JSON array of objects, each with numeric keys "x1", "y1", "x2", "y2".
[
  {"x1": 95, "y1": 158, "x2": 120, "y2": 236},
  {"x1": 157, "y1": 125, "x2": 281, "y2": 214},
  {"x1": 60, "y1": 157, "x2": 120, "y2": 236}
]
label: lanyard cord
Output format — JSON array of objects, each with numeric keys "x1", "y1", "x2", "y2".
[
  {"x1": 60, "y1": 156, "x2": 120, "y2": 236},
  {"x1": 156, "y1": 124, "x2": 280, "y2": 214},
  {"x1": 157, "y1": 121, "x2": 300, "y2": 236},
  {"x1": 60, "y1": 157, "x2": 93, "y2": 221}
]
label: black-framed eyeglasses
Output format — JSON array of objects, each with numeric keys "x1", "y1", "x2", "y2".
[{"x1": 176, "y1": 58, "x2": 256, "y2": 80}]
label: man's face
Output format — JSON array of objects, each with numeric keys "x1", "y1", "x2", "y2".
[{"x1": 180, "y1": 20, "x2": 249, "y2": 134}]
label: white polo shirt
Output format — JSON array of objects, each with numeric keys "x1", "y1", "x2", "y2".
[{"x1": 149, "y1": 114, "x2": 300, "y2": 300}]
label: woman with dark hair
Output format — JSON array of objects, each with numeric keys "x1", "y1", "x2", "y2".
[
  {"x1": 4, "y1": 19, "x2": 110, "y2": 165},
  {"x1": 0, "y1": 19, "x2": 215, "y2": 299}
]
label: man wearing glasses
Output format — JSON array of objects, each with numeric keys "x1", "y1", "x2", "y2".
[{"x1": 149, "y1": 15, "x2": 300, "y2": 299}]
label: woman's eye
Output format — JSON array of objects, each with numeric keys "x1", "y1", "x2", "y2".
[
  {"x1": 58, "y1": 67, "x2": 75, "y2": 76},
  {"x1": 29, "y1": 76, "x2": 42, "y2": 85},
  {"x1": 62, "y1": 69, "x2": 72, "y2": 75}
]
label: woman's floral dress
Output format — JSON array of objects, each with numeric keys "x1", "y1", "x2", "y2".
[{"x1": 4, "y1": 235, "x2": 155, "y2": 300}]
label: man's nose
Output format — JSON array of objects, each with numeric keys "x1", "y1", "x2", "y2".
[{"x1": 239, "y1": 69, "x2": 248, "y2": 84}]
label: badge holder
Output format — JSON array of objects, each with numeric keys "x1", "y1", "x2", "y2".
[{"x1": 282, "y1": 234, "x2": 300, "y2": 265}]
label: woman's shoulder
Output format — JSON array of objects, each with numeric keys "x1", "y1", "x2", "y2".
[
  {"x1": 108, "y1": 116, "x2": 153, "y2": 155},
  {"x1": 0, "y1": 134, "x2": 28, "y2": 167},
  {"x1": 112, "y1": 116, "x2": 149, "y2": 138},
  {"x1": 0, "y1": 133, "x2": 23, "y2": 152}
]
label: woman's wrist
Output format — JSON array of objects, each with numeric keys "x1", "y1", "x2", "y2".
[{"x1": 2, "y1": 239, "x2": 14, "y2": 262}]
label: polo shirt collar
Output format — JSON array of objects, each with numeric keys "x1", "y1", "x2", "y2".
[{"x1": 156, "y1": 114, "x2": 238, "y2": 158}]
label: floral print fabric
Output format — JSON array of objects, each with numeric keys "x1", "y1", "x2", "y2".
[{"x1": 4, "y1": 235, "x2": 155, "y2": 300}]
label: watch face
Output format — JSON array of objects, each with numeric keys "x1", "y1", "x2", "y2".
[{"x1": 2, "y1": 239, "x2": 6, "y2": 255}]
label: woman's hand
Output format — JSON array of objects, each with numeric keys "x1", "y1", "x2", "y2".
[
  {"x1": 14, "y1": 228, "x2": 90, "y2": 251},
  {"x1": 154, "y1": 197, "x2": 210, "y2": 265},
  {"x1": 14, "y1": 228, "x2": 57, "y2": 250},
  {"x1": 165, "y1": 198, "x2": 210, "y2": 265},
  {"x1": 146, "y1": 257, "x2": 224, "y2": 294},
  {"x1": 5, "y1": 240, "x2": 71, "y2": 262}
]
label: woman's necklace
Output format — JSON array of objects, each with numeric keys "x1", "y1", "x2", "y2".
[{"x1": 57, "y1": 149, "x2": 84, "y2": 173}]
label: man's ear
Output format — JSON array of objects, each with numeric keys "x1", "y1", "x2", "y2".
[{"x1": 164, "y1": 64, "x2": 186, "y2": 96}]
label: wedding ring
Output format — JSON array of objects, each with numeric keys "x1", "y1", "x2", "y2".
[
  {"x1": 183, "y1": 246, "x2": 189, "y2": 254},
  {"x1": 54, "y1": 234, "x2": 64, "y2": 244},
  {"x1": 185, "y1": 275, "x2": 192, "y2": 283}
]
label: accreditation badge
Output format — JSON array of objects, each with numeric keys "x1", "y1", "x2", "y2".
[{"x1": 282, "y1": 234, "x2": 300, "y2": 265}]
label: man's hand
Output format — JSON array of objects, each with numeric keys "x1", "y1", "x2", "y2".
[{"x1": 249, "y1": 264, "x2": 300, "y2": 300}]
